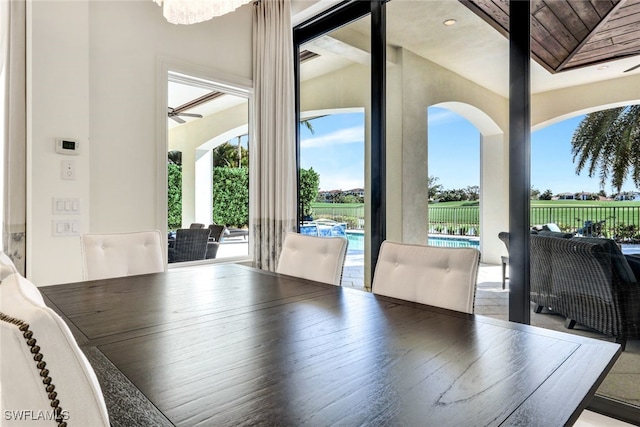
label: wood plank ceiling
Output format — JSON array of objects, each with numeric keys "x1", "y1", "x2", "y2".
[{"x1": 460, "y1": 0, "x2": 640, "y2": 73}]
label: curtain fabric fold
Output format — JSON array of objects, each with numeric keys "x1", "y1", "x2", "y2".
[
  {"x1": 1, "y1": 0, "x2": 27, "y2": 275},
  {"x1": 251, "y1": 0, "x2": 297, "y2": 271}
]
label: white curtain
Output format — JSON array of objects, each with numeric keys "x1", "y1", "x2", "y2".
[
  {"x1": 1, "y1": 0, "x2": 27, "y2": 275},
  {"x1": 251, "y1": 0, "x2": 297, "y2": 271}
]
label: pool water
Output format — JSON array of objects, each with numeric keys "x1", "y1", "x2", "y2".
[
  {"x1": 345, "y1": 232, "x2": 479, "y2": 251},
  {"x1": 346, "y1": 231, "x2": 364, "y2": 251},
  {"x1": 428, "y1": 236, "x2": 480, "y2": 249}
]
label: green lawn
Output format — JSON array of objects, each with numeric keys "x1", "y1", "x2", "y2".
[
  {"x1": 429, "y1": 199, "x2": 640, "y2": 237},
  {"x1": 430, "y1": 200, "x2": 640, "y2": 208},
  {"x1": 311, "y1": 202, "x2": 364, "y2": 208}
]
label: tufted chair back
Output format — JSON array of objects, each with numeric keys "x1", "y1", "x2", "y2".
[
  {"x1": 372, "y1": 241, "x2": 480, "y2": 314},
  {"x1": 276, "y1": 232, "x2": 348, "y2": 286},
  {"x1": 80, "y1": 230, "x2": 165, "y2": 280},
  {"x1": 0, "y1": 272, "x2": 110, "y2": 426}
]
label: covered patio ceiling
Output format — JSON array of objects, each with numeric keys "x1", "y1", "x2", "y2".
[
  {"x1": 461, "y1": 0, "x2": 640, "y2": 74},
  {"x1": 169, "y1": 0, "x2": 640, "y2": 126}
]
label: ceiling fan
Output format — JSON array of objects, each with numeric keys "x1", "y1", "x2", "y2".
[
  {"x1": 166, "y1": 90, "x2": 226, "y2": 124},
  {"x1": 167, "y1": 107, "x2": 203, "y2": 124},
  {"x1": 624, "y1": 63, "x2": 640, "y2": 73}
]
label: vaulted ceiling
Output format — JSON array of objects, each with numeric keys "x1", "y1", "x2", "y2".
[{"x1": 461, "y1": 0, "x2": 640, "y2": 73}]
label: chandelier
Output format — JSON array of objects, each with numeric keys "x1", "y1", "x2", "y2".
[{"x1": 154, "y1": 0, "x2": 252, "y2": 25}]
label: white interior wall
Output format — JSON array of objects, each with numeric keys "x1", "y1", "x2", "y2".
[
  {"x1": 27, "y1": 0, "x2": 91, "y2": 285},
  {"x1": 27, "y1": 0, "x2": 252, "y2": 285}
]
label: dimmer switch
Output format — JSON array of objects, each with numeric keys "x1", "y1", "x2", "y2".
[{"x1": 61, "y1": 160, "x2": 75, "y2": 180}]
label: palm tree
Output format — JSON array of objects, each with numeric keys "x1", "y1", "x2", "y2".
[
  {"x1": 213, "y1": 142, "x2": 248, "y2": 168},
  {"x1": 571, "y1": 105, "x2": 640, "y2": 193}
]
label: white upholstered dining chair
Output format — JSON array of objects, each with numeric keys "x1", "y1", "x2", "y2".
[
  {"x1": 372, "y1": 241, "x2": 481, "y2": 314},
  {"x1": 0, "y1": 272, "x2": 110, "y2": 426},
  {"x1": 276, "y1": 232, "x2": 348, "y2": 286},
  {"x1": 0, "y1": 250, "x2": 45, "y2": 306},
  {"x1": 80, "y1": 230, "x2": 165, "y2": 280}
]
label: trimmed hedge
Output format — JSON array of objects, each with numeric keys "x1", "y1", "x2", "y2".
[
  {"x1": 168, "y1": 163, "x2": 182, "y2": 230},
  {"x1": 213, "y1": 166, "x2": 249, "y2": 227}
]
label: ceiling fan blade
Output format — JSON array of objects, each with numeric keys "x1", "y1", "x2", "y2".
[
  {"x1": 170, "y1": 116, "x2": 186, "y2": 124},
  {"x1": 624, "y1": 63, "x2": 640, "y2": 73},
  {"x1": 176, "y1": 112, "x2": 203, "y2": 118}
]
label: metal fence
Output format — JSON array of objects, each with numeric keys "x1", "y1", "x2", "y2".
[
  {"x1": 310, "y1": 204, "x2": 365, "y2": 229},
  {"x1": 429, "y1": 205, "x2": 640, "y2": 241}
]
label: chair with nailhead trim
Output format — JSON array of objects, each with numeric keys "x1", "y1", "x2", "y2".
[
  {"x1": 0, "y1": 272, "x2": 110, "y2": 426},
  {"x1": 276, "y1": 232, "x2": 348, "y2": 286}
]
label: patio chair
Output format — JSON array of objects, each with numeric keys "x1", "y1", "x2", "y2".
[
  {"x1": 498, "y1": 231, "x2": 509, "y2": 289},
  {"x1": 208, "y1": 224, "x2": 227, "y2": 242},
  {"x1": 81, "y1": 230, "x2": 165, "y2": 280},
  {"x1": 530, "y1": 234, "x2": 640, "y2": 350},
  {"x1": 189, "y1": 223, "x2": 205, "y2": 229},
  {"x1": 225, "y1": 227, "x2": 249, "y2": 240},
  {"x1": 168, "y1": 228, "x2": 211, "y2": 263},
  {"x1": 276, "y1": 232, "x2": 348, "y2": 286},
  {"x1": 204, "y1": 224, "x2": 226, "y2": 260},
  {"x1": 372, "y1": 241, "x2": 480, "y2": 314}
]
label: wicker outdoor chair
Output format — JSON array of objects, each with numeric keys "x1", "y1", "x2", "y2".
[
  {"x1": 530, "y1": 234, "x2": 640, "y2": 351},
  {"x1": 168, "y1": 228, "x2": 211, "y2": 263},
  {"x1": 208, "y1": 224, "x2": 227, "y2": 242},
  {"x1": 498, "y1": 232, "x2": 510, "y2": 289}
]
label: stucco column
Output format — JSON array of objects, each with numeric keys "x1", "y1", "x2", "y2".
[
  {"x1": 180, "y1": 148, "x2": 196, "y2": 227},
  {"x1": 481, "y1": 132, "x2": 508, "y2": 264},
  {"x1": 195, "y1": 149, "x2": 213, "y2": 225},
  {"x1": 402, "y1": 103, "x2": 428, "y2": 244}
]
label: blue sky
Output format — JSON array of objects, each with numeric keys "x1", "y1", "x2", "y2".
[
  {"x1": 300, "y1": 113, "x2": 364, "y2": 191},
  {"x1": 300, "y1": 108, "x2": 637, "y2": 195},
  {"x1": 429, "y1": 107, "x2": 637, "y2": 195}
]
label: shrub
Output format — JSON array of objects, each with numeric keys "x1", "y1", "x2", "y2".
[
  {"x1": 213, "y1": 167, "x2": 249, "y2": 227},
  {"x1": 168, "y1": 162, "x2": 182, "y2": 230}
]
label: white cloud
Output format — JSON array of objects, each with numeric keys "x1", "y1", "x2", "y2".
[
  {"x1": 319, "y1": 171, "x2": 364, "y2": 192},
  {"x1": 302, "y1": 126, "x2": 363, "y2": 148},
  {"x1": 428, "y1": 109, "x2": 460, "y2": 126}
]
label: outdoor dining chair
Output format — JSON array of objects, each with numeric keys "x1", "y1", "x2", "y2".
[
  {"x1": 276, "y1": 232, "x2": 348, "y2": 286},
  {"x1": 168, "y1": 228, "x2": 211, "y2": 263},
  {"x1": 498, "y1": 231, "x2": 510, "y2": 289},
  {"x1": 372, "y1": 241, "x2": 480, "y2": 314}
]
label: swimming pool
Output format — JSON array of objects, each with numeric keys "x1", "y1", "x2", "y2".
[
  {"x1": 427, "y1": 235, "x2": 479, "y2": 249},
  {"x1": 345, "y1": 232, "x2": 479, "y2": 251},
  {"x1": 346, "y1": 231, "x2": 364, "y2": 251}
]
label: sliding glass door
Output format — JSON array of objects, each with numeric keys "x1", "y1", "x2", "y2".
[{"x1": 295, "y1": 1, "x2": 381, "y2": 289}]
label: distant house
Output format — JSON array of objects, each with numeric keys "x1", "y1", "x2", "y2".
[
  {"x1": 557, "y1": 192, "x2": 575, "y2": 200},
  {"x1": 344, "y1": 188, "x2": 365, "y2": 198},
  {"x1": 614, "y1": 192, "x2": 640, "y2": 201},
  {"x1": 576, "y1": 192, "x2": 595, "y2": 200}
]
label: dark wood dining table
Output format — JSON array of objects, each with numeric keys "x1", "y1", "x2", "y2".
[{"x1": 40, "y1": 263, "x2": 620, "y2": 427}]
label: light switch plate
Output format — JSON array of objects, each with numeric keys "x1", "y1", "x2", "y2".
[
  {"x1": 53, "y1": 219, "x2": 80, "y2": 237},
  {"x1": 61, "y1": 160, "x2": 75, "y2": 180},
  {"x1": 52, "y1": 197, "x2": 81, "y2": 215}
]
